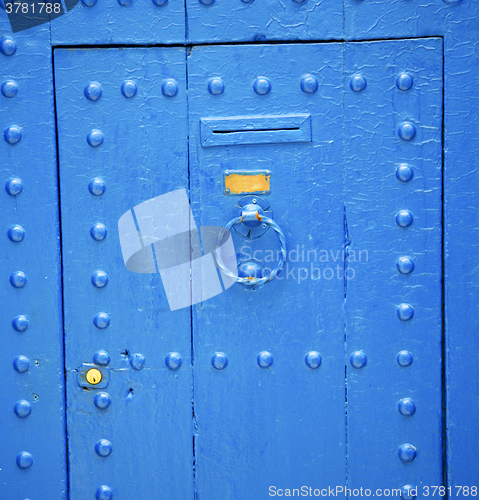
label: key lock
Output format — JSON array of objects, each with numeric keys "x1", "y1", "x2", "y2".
[{"x1": 215, "y1": 195, "x2": 286, "y2": 289}]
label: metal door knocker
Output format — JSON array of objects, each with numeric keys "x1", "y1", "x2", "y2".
[{"x1": 215, "y1": 196, "x2": 286, "y2": 287}]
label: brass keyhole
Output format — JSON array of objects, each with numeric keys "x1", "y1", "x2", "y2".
[{"x1": 86, "y1": 368, "x2": 102, "y2": 385}]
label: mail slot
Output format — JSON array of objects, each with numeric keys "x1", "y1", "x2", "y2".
[{"x1": 200, "y1": 114, "x2": 312, "y2": 147}]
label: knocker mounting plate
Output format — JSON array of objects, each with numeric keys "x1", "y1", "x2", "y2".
[{"x1": 232, "y1": 195, "x2": 273, "y2": 240}]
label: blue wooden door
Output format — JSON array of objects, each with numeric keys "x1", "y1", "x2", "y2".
[{"x1": 53, "y1": 38, "x2": 443, "y2": 499}]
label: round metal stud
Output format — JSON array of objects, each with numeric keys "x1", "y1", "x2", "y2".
[
  {"x1": 398, "y1": 443, "x2": 416, "y2": 463},
  {"x1": 396, "y1": 163, "x2": 414, "y2": 183},
  {"x1": 350, "y1": 350, "x2": 367, "y2": 369},
  {"x1": 93, "y1": 350, "x2": 111, "y2": 367},
  {"x1": 292, "y1": 0, "x2": 307, "y2": 3},
  {"x1": 14, "y1": 399, "x2": 32, "y2": 418},
  {"x1": 165, "y1": 352, "x2": 182, "y2": 370},
  {"x1": 81, "y1": 0, "x2": 97, "y2": 6},
  {"x1": 90, "y1": 223, "x2": 107, "y2": 241},
  {"x1": 93, "y1": 312, "x2": 110, "y2": 329},
  {"x1": 305, "y1": 351, "x2": 322, "y2": 369},
  {"x1": 95, "y1": 439, "x2": 112, "y2": 457},
  {"x1": 118, "y1": 0, "x2": 132, "y2": 6},
  {"x1": 2, "y1": 80, "x2": 19, "y2": 98},
  {"x1": 16, "y1": 451, "x2": 33, "y2": 469},
  {"x1": 5, "y1": 177, "x2": 23, "y2": 196},
  {"x1": 395, "y1": 210, "x2": 413, "y2": 228},
  {"x1": 0, "y1": 36, "x2": 17, "y2": 56},
  {"x1": 12, "y1": 314, "x2": 29, "y2": 332},
  {"x1": 152, "y1": 0, "x2": 168, "y2": 5},
  {"x1": 161, "y1": 79, "x2": 178, "y2": 97},
  {"x1": 84, "y1": 82, "x2": 102, "y2": 101},
  {"x1": 350, "y1": 74, "x2": 367, "y2": 92},
  {"x1": 13, "y1": 355, "x2": 30, "y2": 373},
  {"x1": 241, "y1": 0, "x2": 254, "y2": 3},
  {"x1": 94, "y1": 392, "x2": 112, "y2": 410},
  {"x1": 401, "y1": 485, "x2": 417, "y2": 500},
  {"x1": 398, "y1": 397, "x2": 416, "y2": 417},
  {"x1": 397, "y1": 350, "x2": 413, "y2": 367},
  {"x1": 4, "y1": 125, "x2": 22, "y2": 145},
  {"x1": 257, "y1": 351, "x2": 273, "y2": 369},
  {"x1": 87, "y1": 129, "x2": 104, "y2": 147},
  {"x1": 398, "y1": 122, "x2": 416, "y2": 141},
  {"x1": 91, "y1": 271, "x2": 108, "y2": 288},
  {"x1": 88, "y1": 177, "x2": 106, "y2": 196},
  {"x1": 300, "y1": 75, "x2": 318, "y2": 94},
  {"x1": 130, "y1": 353, "x2": 145, "y2": 370},
  {"x1": 96, "y1": 486, "x2": 113, "y2": 500},
  {"x1": 397, "y1": 303, "x2": 414, "y2": 322},
  {"x1": 396, "y1": 73, "x2": 414, "y2": 91},
  {"x1": 8, "y1": 225, "x2": 25, "y2": 242},
  {"x1": 121, "y1": 80, "x2": 137, "y2": 98},
  {"x1": 10, "y1": 271, "x2": 27, "y2": 288},
  {"x1": 253, "y1": 77, "x2": 271, "y2": 96},
  {"x1": 211, "y1": 352, "x2": 228, "y2": 370},
  {"x1": 397, "y1": 256, "x2": 415, "y2": 275},
  {"x1": 208, "y1": 77, "x2": 225, "y2": 95},
  {"x1": 199, "y1": 0, "x2": 214, "y2": 4}
]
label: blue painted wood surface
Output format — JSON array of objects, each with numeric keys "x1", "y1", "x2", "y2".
[
  {"x1": 188, "y1": 42, "x2": 347, "y2": 497},
  {"x1": 342, "y1": 0, "x2": 479, "y2": 487},
  {"x1": 1, "y1": 0, "x2": 479, "y2": 495},
  {"x1": 0, "y1": 23, "x2": 67, "y2": 499},
  {"x1": 51, "y1": 0, "x2": 184, "y2": 45},
  {"x1": 443, "y1": 2, "x2": 479, "y2": 487},
  {"x1": 186, "y1": 0, "x2": 342, "y2": 44},
  {"x1": 344, "y1": 38, "x2": 443, "y2": 491},
  {"x1": 54, "y1": 47, "x2": 193, "y2": 499}
]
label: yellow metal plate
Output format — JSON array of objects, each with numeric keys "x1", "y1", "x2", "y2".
[{"x1": 224, "y1": 170, "x2": 271, "y2": 195}]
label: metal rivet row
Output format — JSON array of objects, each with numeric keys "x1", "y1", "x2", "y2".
[
  {"x1": 83, "y1": 78, "x2": 178, "y2": 103},
  {"x1": 206, "y1": 75, "x2": 319, "y2": 95},
  {"x1": 392, "y1": 72, "x2": 418, "y2": 470},
  {"x1": 80, "y1": 0, "x2": 166, "y2": 6},
  {"x1": 3, "y1": 49, "x2": 35, "y2": 474},
  {"x1": 83, "y1": 351, "x2": 349, "y2": 374},
  {"x1": 349, "y1": 72, "x2": 414, "y2": 93},
  {"x1": 199, "y1": 0, "x2": 307, "y2": 4},
  {"x1": 211, "y1": 351, "x2": 330, "y2": 370},
  {"x1": 82, "y1": 75, "x2": 322, "y2": 104},
  {"x1": 4, "y1": 59, "x2": 36, "y2": 470}
]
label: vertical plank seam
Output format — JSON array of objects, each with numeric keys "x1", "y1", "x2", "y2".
[
  {"x1": 185, "y1": 45, "x2": 198, "y2": 500},
  {"x1": 342, "y1": 40, "x2": 350, "y2": 500},
  {"x1": 441, "y1": 35, "x2": 448, "y2": 498},
  {"x1": 51, "y1": 43, "x2": 71, "y2": 500}
]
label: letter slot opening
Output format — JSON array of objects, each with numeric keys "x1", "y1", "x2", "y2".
[{"x1": 200, "y1": 114, "x2": 312, "y2": 147}]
